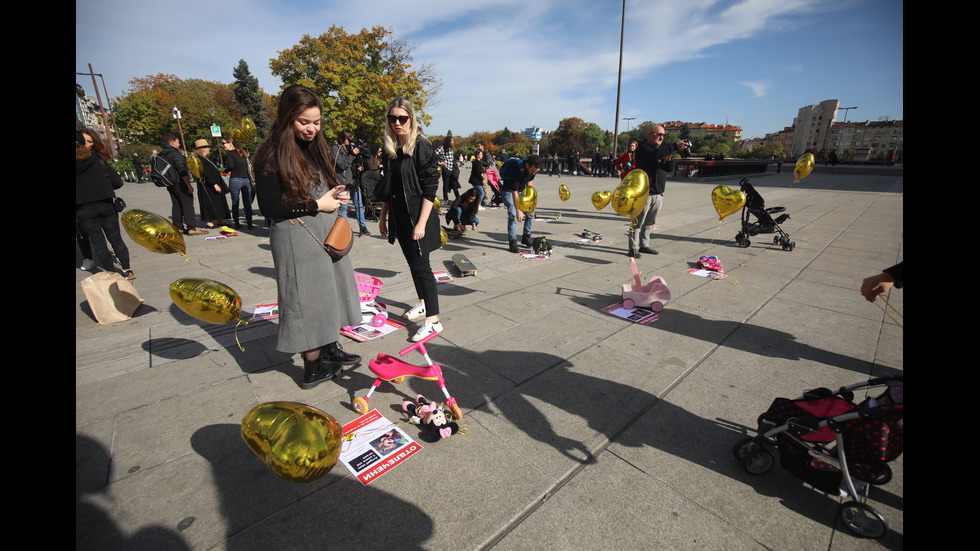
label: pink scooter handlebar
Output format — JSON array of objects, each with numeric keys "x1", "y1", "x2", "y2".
[{"x1": 398, "y1": 329, "x2": 439, "y2": 357}]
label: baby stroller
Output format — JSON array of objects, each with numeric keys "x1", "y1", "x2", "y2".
[
  {"x1": 734, "y1": 178, "x2": 795, "y2": 251},
  {"x1": 733, "y1": 377, "x2": 903, "y2": 539},
  {"x1": 486, "y1": 168, "x2": 503, "y2": 207}
]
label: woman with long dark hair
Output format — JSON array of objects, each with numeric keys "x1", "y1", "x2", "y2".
[
  {"x1": 254, "y1": 84, "x2": 361, "y2": 388},
  {"x1": 377, "y1": 97, "x2": 443, "y2": 342}
]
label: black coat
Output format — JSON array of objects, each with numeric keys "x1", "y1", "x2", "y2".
[{"x1": 381, "y1": 136, "x2": 441, "y2": 255}]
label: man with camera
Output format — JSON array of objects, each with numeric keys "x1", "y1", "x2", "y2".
[{"x1": 332, "y1": 130, "x2": 369, "y2": 235}]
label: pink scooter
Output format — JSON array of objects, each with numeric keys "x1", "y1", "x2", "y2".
[
  {"x1": 352, "y1": 331, "x2": 463, "y2": 421},
  {"x1": 621, "y1": 257, "x2": 671, "y2": 312}
]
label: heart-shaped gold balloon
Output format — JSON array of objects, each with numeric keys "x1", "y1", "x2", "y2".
[
  {"x1": 710, "y1": 185, "x2": 747, "y2": 221},
  {"x1": 591, "y1": 191, "x2": 612, "y2": 212},
  {"x1": 169, "y1": 278, "x2": 242, "y2": 324},
  {"x1": 241, "y1": 401, "x2": 343, "y2": 483},
  {"x1": 439, "y1": 226, "x2": 448, "y2": 248},
  {"x1": 242, "y1": 117, "x2": 257, "y2": 138},
  {"x1": 516, "y1": 186, "x2": 537, "y2": 213},
  {"x1": 186, "y1": 155, "x2": 203, "y2": 179},
  {"x1": 232, "y1": 128, "x2": 248, "y2": 142},
  {"x1": 121, "y1": 209, "x2": 186, "y2": 255},
  {"x1": 612, "y1": 169, "x2": 650, "y2": 219},
  {"x1": 558, "y1": 184, "x2": 570, "y2": 202},
  {"x1": 794, "y1": 153, "x2": 814, "y2": 183}
]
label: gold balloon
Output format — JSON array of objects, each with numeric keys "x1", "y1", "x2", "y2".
[
  {"x1": 710, "y1": 185, "x2": 747, "y2": 221},
  {"x1": 241, "y1": 401, "x2": 343, "y2": 483},
  {"x1": 516, "y1": 185, "x2": 537, "y2": 213},
  {"x1": 186, "y1": 155, "x2": 203, "y2": 179},
  {"x1": 612, "y1": 169, "x2": 650, "y2": 218},
  {"x1": 121, "y1": 209, "x2": 187, "y2": 255},
  {"x1": 242, "y1": 117, "x2": 257, "y2": 138},
  {"x1": 591, "y1": 191, "x2": 612, "y2": 212},
  {"x1": 169, "y1": 278, "x2": 242, "y2": 324},
  {"x1": 439, "y1": 226, "x2": 448, "y2": 248},
  {"x1": 232, "y1": 128, "x2": 248, "y2": 142},
  {"x1": 794, "y1": 153, "x2": 814, "y2": 183},
  {"x1": 433, "y1": 197, "x2": 441, "y2": 211},
  {"x1": 558, "y1": 184, "x2": 570, "y2": 202}
]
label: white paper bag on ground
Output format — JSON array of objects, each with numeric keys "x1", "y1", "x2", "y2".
[{"x1": 81, "y1": 272, "x2": 143, "y2": 324}]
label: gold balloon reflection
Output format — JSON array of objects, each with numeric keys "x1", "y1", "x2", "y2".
[
  {"x1": 121, "y1": 209, "x2": 187, "y2": 255},
  {"x1": 241, "y1": 401, "x2": 343, "y2": 483},
  {"x1": 169, "y1": 278, "x2": 242, "y2": 324}
]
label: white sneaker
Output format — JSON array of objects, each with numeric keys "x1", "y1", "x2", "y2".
[
  {"x1": 411, "y1": 320, "x2": 443, "y2": 342},
  {"x1": 81, "y1": 258, "x2": 95, "y2": 271},
  {"x1": 404, "y1": 302, "x2": 426, "y2": 322}
]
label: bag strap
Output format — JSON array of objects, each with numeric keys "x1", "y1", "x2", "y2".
[{"x1": 288, "y1": 218, "x2": 329, "y2": 252}]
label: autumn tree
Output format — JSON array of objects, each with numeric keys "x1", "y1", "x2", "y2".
[
  {"x1": 269, "y1": 26, "x2": 441, "y2": 144},
  {"x1": 112, "y1": 74, "x2": 238, "y2": 149}
]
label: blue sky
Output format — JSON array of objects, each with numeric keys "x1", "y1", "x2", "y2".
[{"x1": 76, "y1": 0, "x2": 902, "y2": 140}]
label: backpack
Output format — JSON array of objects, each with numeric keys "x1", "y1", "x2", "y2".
[
  {"x1": 150, "y1": 154, "x2": 178, "y2": 188},
  {"x1": 499, "y1": 157, "x2": 524, "y2": 182}
]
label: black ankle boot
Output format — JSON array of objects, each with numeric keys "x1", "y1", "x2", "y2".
[
  {"x1": 302, "y1": 355, "x2": 342, "y2": 389},
  {"x1": 321, "y1": 341, "x2": 361, "y2": 369},
  {"x1": 521, "y1": 234, "x2": 532, "y2": 247}
]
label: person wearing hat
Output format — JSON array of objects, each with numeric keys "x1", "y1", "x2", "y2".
[{"x1": 192, "y1": 139, "x2": 231, "y2": 229}]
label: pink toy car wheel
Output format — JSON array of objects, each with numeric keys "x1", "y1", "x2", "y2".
[
  {"x1": 372, "y1": 313, "x2": 387, "y2": 327},
  {"x1": 650, "y1": 301, "x2": 663, "y2": 313},
  {"x1": 623, "y1": 298, "x2": 635, "y2": 309}
]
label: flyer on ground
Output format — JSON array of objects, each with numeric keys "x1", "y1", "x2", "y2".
[
  {"x1": 341, "y1": 303, "x2": 405, "y2": 342},
  {"x1": 251, "y1": 303, "x2": 279, "y2": 321},
  {"x1": 685, "y1": 268, "x2": 728, "y2": 280},
  {"x1": 603, "y1": 302, "x2": 661, "y2": 325},
  {"x1": 433, "y1": 270, "x2": 454, "y2": 283},
  {"x1": 340, "y1": 409, "x2": 422, "y2": 485}
]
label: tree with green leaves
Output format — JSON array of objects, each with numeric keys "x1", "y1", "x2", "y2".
[
  {"x1": 112, "y1": 74, "x2": 237, "y2": 149},
  {"x1": 232, "y1": 59, "x2": 271, "y2": 140},
  {"x1": 269, "y1": 25, "x2": 441, "y2": 144}
]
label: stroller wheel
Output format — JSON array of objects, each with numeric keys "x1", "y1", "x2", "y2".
[
  {"x1": 742, "y1": 448, "x2": 775, "y2": 475},
  {"x1": 838, "y1": 502, "x2": 888, "y2": 539},
  {"x1": 732, "y1": 437, "x2": 757, "y2": 461}
]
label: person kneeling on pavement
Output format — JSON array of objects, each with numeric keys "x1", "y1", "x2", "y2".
[
  {"x1": 446, "y1": 188, "x2": 480, "y2": 233},
  {"x1": 500, "y1": 154, "x2": 542, "y2": 253}
]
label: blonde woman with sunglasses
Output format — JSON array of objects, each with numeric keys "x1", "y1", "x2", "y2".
[{"x1": 377, "y1": 97, "x2": 444, "y2": 341}]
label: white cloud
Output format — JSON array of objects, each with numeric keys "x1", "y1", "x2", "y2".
[{"x1": 740, "y1": 81, "x2": 770, "y2": 98}]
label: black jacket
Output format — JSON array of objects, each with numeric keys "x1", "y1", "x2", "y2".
[
  {"x1": 381, "y1": 136, "x2": 441, "y2": 254},
  {"x1": 76, "y1": 149, "x2": 123, "y2": 206}
]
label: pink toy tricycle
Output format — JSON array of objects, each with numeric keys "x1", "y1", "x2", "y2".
[
  {"x1": 621, "y1": 257, "x2": 671, "y2": 312},
  {"x1": 352, "y1": 331, "x2": 463, "y2": 421}
]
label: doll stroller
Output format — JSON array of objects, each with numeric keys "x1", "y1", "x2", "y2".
[
  {"x1": 732, "y1": 376, "x2": 903, "y2": 539},
  {"x1": 734, "y1": 178, "x2": 795, "y2": 251},
  {"x1": 486, "y1": 167, "x2": 503, "y2": 207}
]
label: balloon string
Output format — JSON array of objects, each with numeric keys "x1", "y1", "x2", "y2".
[
  {"x1": 233, "y1": 319, "x2": 249, "y2": 351},
  {"x1": 874, "y1": 296, "x2": 903, "y2": 328}
]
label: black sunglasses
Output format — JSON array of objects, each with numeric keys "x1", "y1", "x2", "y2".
[{"x1": 387, "y1": 114, "x2": 411, "y2": 125}]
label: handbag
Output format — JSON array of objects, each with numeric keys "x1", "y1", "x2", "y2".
[
  {"x1": 291, "y1": 215, "x2": 353, "y2": 259},
  {"x1": 113, "y1": 194, "x2": 126, "y2": 213}
]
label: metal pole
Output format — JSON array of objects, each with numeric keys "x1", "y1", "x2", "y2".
[{"x1": 612, "y1": 0, "x2": 625, "y2": 160}]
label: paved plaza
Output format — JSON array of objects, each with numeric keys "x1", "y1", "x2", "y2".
[{"x1": 77, "y1": 164, "x2": 903, "y2": 550}]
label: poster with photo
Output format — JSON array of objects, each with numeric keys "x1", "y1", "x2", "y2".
[
  {"x1": 340, "y1": 409, "x2": 422, "y2": 485},
  {"x1": 602, "y1": 302, "x2": 661, "y2": 325}
]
